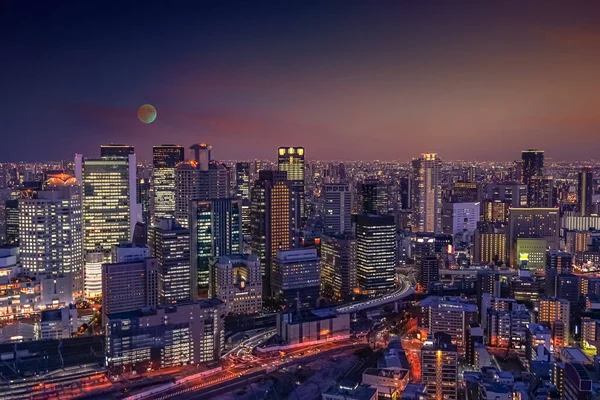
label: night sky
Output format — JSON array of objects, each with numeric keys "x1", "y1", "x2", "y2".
[{"x1": 2, "y1": 1, "x2": 600, "y2": 162}]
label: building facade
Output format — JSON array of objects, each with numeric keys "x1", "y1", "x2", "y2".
[{"x1": 209, "y1": 254, "x2": 262, "y2": 315}]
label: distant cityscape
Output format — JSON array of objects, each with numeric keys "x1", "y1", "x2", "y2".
[{"x1": 0, "y1": 145, "x2": 599, "y2": 399}]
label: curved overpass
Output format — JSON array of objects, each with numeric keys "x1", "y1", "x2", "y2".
[{"x1": 333, "y1": 276, "x2": 415, "y2": 314}]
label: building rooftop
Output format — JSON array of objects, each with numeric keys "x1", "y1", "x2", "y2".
[
  {"x1": 323, "y1": 382, "x2": 377, "y2": 400},
  {"x1": 419, "y1": 296, "x2": 477, "y2": 312}
]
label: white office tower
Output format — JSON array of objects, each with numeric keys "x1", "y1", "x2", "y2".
[
  {"x1": 412, "y1": 153, "x2": 442, "y2": 233},
  {"x1": 84, "y1": 251, "x2": 104, "y2": 299},
  {"x1": 209, "y1": 254, "x2": 262, "y2": 315},
  {"x1": 19, "y1": 174, "x2": 84, "y2": 305},
  {"x1": 323, "y1": 183, "x2": 352, "y2": 235}
]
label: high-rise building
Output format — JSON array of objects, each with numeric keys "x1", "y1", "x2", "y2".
[
  {"x1": 413, "y1": 233, "x2": 439, "y2": 290},
  {"x1": 578, "y1": 169, "x2": 594, "y2": 217},
  {"x1": 421, "y1": 332, "x2": 458, "y2": 400},
  {"x1": 209, "y1": 254, "x2": 262, "y2": 315},
  {"x1": 530, "y1": 175, "x2": 555, "y2": 208},
  {"x1": 320, "y1": 234, "x2": 357, "y2": 301},
  {"x1": 356, "y1": 214, "x2": 396, "y2": 296},
  {"x1": 271, "y1": 248, "x2": 320, "y2": 305},
  {"x1": 509, "y1": 208, "x2": 560, "y2": 267},
  {"x1": 250, "y1": 170, "x2": 293, "y2": 294},
  {"x1": 510, "y1": 274, "x2": 540, "y2": 305},
  {"x1": 189, "y1": 143, "x2": 211, "y2": 169},
  {"x1": 137, "y1": 174, "x2": 151, "y2": 232},
  {"x1": 111, "y1": 242, "x2": 150, "y2": 263},
  {"x1": 174, "y1": 160, "x2": 201, "y2": 228},
  {"x1": 357, "y1": 180, "x2": 389, "y2": 215},
  {"x1": 441, "y1": 202, "x2": 480, "y2": 237},
  {"x1": 101, "y1": 255, "x2": 158, "y2": 323},
  {"x1": 465, "y1": 324, "x2": 484, "y2": 367},
  {"x1": 539, "y1": 297, "x2": 570, "y2": 347},
  {"x1": 521, "y1": 149, "x2": 544, "y2": 207},
  {"x1": 174, "y1": 149, "x2": 230, "y2": 228},
  {"x1": 278, "y1": 147, "x2": 305, "y2": 231},
  {"x1": 418, "y1": 296, "x2": 478, "y2": 346},
  {"x1": 323, "y1": 183, "x2": 352, "y2": 235},
  {"x1": 76, "y1": 147, "x2": 140, "y2": 252},
  {"x1": 234, "y1": 162, "x2": 251, "y2": 201},
  {"x1": 399, "y1": 176, "x2": 411, "y2": 210},
  {"x1": 473, "y1": 222, "x2": 507, "y2": 265},
  {"x1": 151, "y1": 145, "x2": 184, "y2": 220},
  {"x1": 412, "y1": 153, "x2": 442, "y2": 233},
  {"x1": 190, "y1": 199, "x2": 242, "y2": 291},
  {"x1": 450, "y1": 182, "x2": 479, "y2": 203},
  {"x1": 19, "y1": 175, "x2": 84, "y2": 301},
  {"x1": 203, "y1": 162, "x2": 230, "y2": 200},
  {"x1": 84, "y1": 251, "x2": 103, "y2": 299},
  {"x1": 100, "y1": 144, "x2": 134, "y2": 158},
  {"x1": 485, "y1": 183, "x2": 528, "y2": 207},
  {"x1": 148, "y1": 218, "x2": 194, "y2": 304},
  {"x1": 235, "y1": 162, "x2": 252, "y2": 237},
  {"x1": 545, "y1": 250, "x2": 573, "y2": 298}
]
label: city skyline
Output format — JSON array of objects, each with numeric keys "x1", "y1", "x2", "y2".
[{"x1": 2, "y1": 1, "x2": 600, "y2": 162}]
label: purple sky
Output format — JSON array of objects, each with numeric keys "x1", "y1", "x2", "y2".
[{"x1": 2, "y1": 1, "x2": 600, "y2": 162}]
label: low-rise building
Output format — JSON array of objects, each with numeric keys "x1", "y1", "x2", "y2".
[
  {"x1": 276, "y1": 308, "x2": 350, "y2": 346},
  {"x1": 105, "y1": 299, "x2": 225, "y2": 373},
  {"x1": 38, "y1": 305, "x2": 78, "y2": 340}
]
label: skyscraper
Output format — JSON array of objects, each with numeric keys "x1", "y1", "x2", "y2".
[
  {"x1": 320, "y1": 234, "x2": 357, "y2": 301},
  {"x1": 190, "y1": 198, "x2": 242, "y2": 291},
  {"x1": 509, "y1": 208, "x2": 560, "y2": 266},
  {"x1": 278, "y1": 147, "x2": 305, "y2": 232},
  {"x1": 174, "y1": 150, "x2": 230, "y2": 228},
  {"x1": 100, "y1": 144, "x2": 134, "y2": 158},
  {"x1": 76, "y1": 146, "x2": 140, "y2": 252},
  {"x1": 235, "y1": 162, "x2": 251, "y2": 238},
  {"x1": 148, "y1": 217, "x2": 194, "y2": 304},
  {"x1": 413, "y1": 234, "x2": 440, "y2": 290},
  {"x1": 356, "y1": 214, "x2": 396, "y2": 296},
  {"x1": 357, "y1": 179, "x2": 389, "y2": 215},
  {"x1": 412, "y1": 153, "x2": 442, "y2": 233},
  {"x1": 250, "y1": 170, "x2": 293, "y2": 295},
  {"x1": 19, "y1": 174, "x2": 84, "y2": 301},
  {"x1": 421, "y1": 332, "x2": 458, "y2": 400},
  {"x1": 101, "y1": 255, "x2": 159, "y2": 324},
  {"x1": 151, "y1": 145, "x2": 184, "y2": 220},
  {"x1": 323, "y1": 183, "x2": 352, "y2": 235},
  {"x1": 529, "y1": 175, "x2": 555, "y2": 208},
  {"x1": 271, "y1": 248, "x2": 321, "y2": 306},
  {"x1": 539, "y1": 297, "x2": 570, "y2": 347},
  {"x1": 545, "y1": 250, "x2": 573, "y2": 298},
  {"x1": 174, "y1": 160, "x2": 201, "y2": 228},
  {"x1": 521, "y1": 149, "x2": 544, "y2": 206},
  {"x1": 578, "y1": 168, "x2": 594, "y2": 217},
  {"x1": 234, "y1": 162, "x2": 251, "y2": 201},
  {"x1": 473, "y1": 222, "x2": 507, "y2": 266}
]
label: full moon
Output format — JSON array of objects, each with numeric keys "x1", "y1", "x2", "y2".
[{"x1": 137, "y1": 104, "x2": 157, "y2": 124}]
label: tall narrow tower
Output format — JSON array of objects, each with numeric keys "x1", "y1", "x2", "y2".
[
  {"x1": 151, "y1": 145, "x2": 184, "y2": 220},
  {"x1": 412, "y1": 153, "x2": 442, "y2": 233},
  {"x1": 277, "y1": 147, "x2": 305, "y2": 233}
]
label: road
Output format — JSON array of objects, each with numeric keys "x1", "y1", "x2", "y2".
[
  {"x1": 333, "y1": 275, "x2": 415, "y2": 314},
  {"x1": 146, "y1": 341, "x2": 368, "y2": 400},
  {"x1": 223, "y1": 328, "x2": 277, "y2": 359}
]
